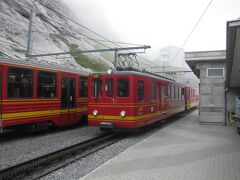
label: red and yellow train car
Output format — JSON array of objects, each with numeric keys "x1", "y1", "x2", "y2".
[
  {"x1": 185, "y1": 86, "x2": 199, "y2": 110},
  {"x1": 0, "y1": 57, "x2": 88, "y2": 132},
  {"x1": 88, "y1": 70, "x2": 198, "y2": 132}
]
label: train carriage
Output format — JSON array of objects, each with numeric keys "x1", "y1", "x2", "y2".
[
  {"x1": 0, "y1": 57, "x2": 88, "y2": 132},
  {"x1": 185, "y1": 86, "x2": 199, "y2": 110},
  {"x1": 88, "y1": 70, "x2": 196, "y2": 132}
]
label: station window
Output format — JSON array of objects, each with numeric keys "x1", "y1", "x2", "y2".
[
  {"x1": 80, "y1": 77, "x2": 88, "y2": 98},
  {"x1": 117, "y1": 78, "x2": 129, "y2": 97},
  {"x1": 92, "y1": 79, "x2": 102, "y2": 97},
  {"x1": 8, "y1": 67, "x2": 33, "y2": 98},
  {"x1": 37, "y1": 71, "x2": 56, "y2": 98},
  {"x1": 207, "y1": 68, "x2": 224, "y2": 77},
  {"x1": 105, "y1": 78, "x2": 113, "y2": 97},
  {"x1": 137, "y1": 80, "x2": 144, "y2": 101}
]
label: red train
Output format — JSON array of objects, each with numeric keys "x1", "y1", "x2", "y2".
[
  {"x1": 0, "y1": 57, "x2": 88, "y2": 132},
  {"x1": 88, "y1": 70, "x2": 199, "y2": 132}
]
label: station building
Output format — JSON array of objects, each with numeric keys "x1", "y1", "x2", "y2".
[
  {"x1": 185, "y1": 50, "x2": 226, "y2": 124},
  {"x1": 226, "y1": 19, "x2": 240, "y2": 121},
  {"x1": 185, "y1": 18, "x2": 240, "y2": 125}
]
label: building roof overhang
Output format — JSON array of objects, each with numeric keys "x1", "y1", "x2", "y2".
[
  {"x1": 185, "y1": 50, "x2": 226, "y2": 78},
  {"x1": 226, "y1": 19, "x2": 240, "y2": 88}
]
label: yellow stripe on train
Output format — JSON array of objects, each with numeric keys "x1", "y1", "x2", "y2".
[
  {"x1": 2, "y1": 107, "x2": 88, "y2": 120},
  {"x1": 88, "y1": 106, "x2": 184, "y2": 121}
]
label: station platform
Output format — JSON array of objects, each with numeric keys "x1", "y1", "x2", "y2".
[{"x1": 80, "y1": 110, "x2": 240, "y2": 180}]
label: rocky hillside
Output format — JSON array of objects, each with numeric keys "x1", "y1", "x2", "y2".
[{"x1": 0, "y1": 0, "x2": 114, "y2": 72}]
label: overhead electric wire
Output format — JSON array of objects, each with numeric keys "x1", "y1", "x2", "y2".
[
  {"x1": 0, "y1": 40, "x2": 54, "y2": 54},
  {"x1": 35, "y1": 0, "x2": 160, "y2": 67},
  {"x1": 5, "y1": 0, "x2": 109, "y2": 49},
  {"x1": 171, "y1": 0, "x2": 214, "y2": 63},
  {"x1": 59, "y1": 34, "x2": 144, "y2": 47},
  {"x1": 35, "y1": 0, "x2": 122, "y2": 48},
  {"x1": 5, "y1": 0, "x2": 159, "y2": 68}
]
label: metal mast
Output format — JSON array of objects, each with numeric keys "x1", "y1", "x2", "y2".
[{"x1": 26, "y1": 0, "x2": 36, "y2": 57}]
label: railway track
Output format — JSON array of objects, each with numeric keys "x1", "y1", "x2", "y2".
[{"x1": 0, "y1": 133, "x2": 124, "y2": 180}]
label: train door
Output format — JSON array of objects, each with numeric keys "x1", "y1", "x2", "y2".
[
  {"x1": 104, "y1": 77, "x2": 118, "y2": 115},
  {"x1": 160, "y1": 84, "x2": 167, "y2": 114},
  {"x1": 104, "y1": 77, "x2": 115, "y2": 104},
  {"x1": 156, "y1": 83, "x2": 159, "y2": 112},
  {"x1": 184, "y1": 87, "x2": 190, "y2": 110},
  {"x1": 61, "y1": 77, "x2": 76, "y2": 124}
]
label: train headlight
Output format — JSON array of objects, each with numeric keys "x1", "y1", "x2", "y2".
[
  {"x1": 107, "y1": 69, "x2": 113, "y2": 75},
  {"x1": 120, "y1": 111, "x2": 126, "y2": 117},
  {"x1": 93, "y1": 110, "x2": 98, "y2": 116}
]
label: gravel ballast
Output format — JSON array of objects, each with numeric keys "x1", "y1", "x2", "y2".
[
  {"x1": 0, "y1": 125, "x2": 103, "y2": 170},
  {"x1": 40, "y1": 123, "x2": 168, "y2": 180}
]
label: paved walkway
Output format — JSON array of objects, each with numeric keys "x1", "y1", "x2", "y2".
[{"x1": 80, "y1": 110, "x2": 240, "y2": 180}]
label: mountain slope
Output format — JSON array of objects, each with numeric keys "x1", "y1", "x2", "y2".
[{"x1": 0, "y1": 0, "x2": 114, "y2": 72}]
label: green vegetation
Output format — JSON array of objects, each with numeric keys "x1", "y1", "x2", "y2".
[
  {"x1": 95, "y1": 44, "x2": 114, "y2": 62},
  {"x1": 101, "y1": 51, "x2": 114, "y2": 62},
  {"x1": 69, "y1": 44, "x2": 108, "y2": 72}
]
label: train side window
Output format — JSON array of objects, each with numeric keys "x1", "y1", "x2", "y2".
[
  {"x1": 161, "y1": 86, "x2": 165, "y2": 100},
  {"x1": 137, "y1": 80, "x2": 144, "y2": 101},
  {"x1": 164, "y1": 86, "x2": 170, "y2": 100},
  {"x1": 179, "y1": 87, "x2": 181, "y2": 99},
  {"x1": 80, "y1": 77, "x2": 88, "y2": 98},
  {"x1": 8, "y1": 67, "x2": 33, "y2": 98},
  {"x1": 181, "y1": 88, "x2": 185, "y2": 99},
  {"x1": 105, "y1": 78, "x2": 114, "y2": 97},
  {"x1": 171, "y1": 86, "x2": 174, "y2": 100},
  {"x1": 92, "y1": 79, "x2": 102, "y2": 97},
  {"x1": 151, "y1": 82, "x2": 155, "y2": 100},
  {"x1": 117, "y1": 78, "x2": 129, "y2": 97},
  {"x1": 37, "y1": 71, "x2": 56, "y2": 98},
  {"x1": 175, "y1": 86, "x2": 178, "y2": 100}
]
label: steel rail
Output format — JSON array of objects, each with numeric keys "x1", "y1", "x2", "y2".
[{"x1": 0, "y1": 133, "x2": 123, "y2": 180}]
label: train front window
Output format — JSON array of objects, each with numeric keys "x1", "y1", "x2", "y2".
[
  {"x1": 8, "y1": 67, "x2": 33, "y2": 98},
  {"x1": 80, "y1": 77, "x2": 88, "y2": 98},
  {"x1": 117, "y1": 78, "x2": 129, "y2": 97},
  {"x1": 37, "y1": 71, "x2": 56, "y2": 98},
  {"x1": 92, "y1": 79, "x2": 102, "y2": 97},
  {"x1": 105, "y1": 78, "x2": 113, "y2": 97}
]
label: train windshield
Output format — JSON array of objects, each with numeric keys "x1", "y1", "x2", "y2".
[
  {"x1": 105, "y1": 78, "x2": 114, "y2": 97},
  {"x1": 92, "y1": 79, "x2": 102, "y2": 98},
  {"x1": 117, "y1": 78, "x2": 129, "y2": 97}
]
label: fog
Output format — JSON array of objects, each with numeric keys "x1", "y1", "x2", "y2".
[
  {"x1": 61, "y1": 0, "x2": 121, "y2": 42},
  {"x1": 61, "y1": 0, "x2": 240, "y2": 53},
  {"x1": 59, "y1": 0, "x2": 239, "y2": 85}
]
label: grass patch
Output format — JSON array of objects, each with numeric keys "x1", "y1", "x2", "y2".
[{"x1": 69, "y1": 44, "x2": 109, "y2": 71}]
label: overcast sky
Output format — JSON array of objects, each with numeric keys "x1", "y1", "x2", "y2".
[{"x1": 62, "y1": 0, "x2": 240, "y2": 52}]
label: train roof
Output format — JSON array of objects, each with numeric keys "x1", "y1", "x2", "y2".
[
  {"x1": 92, "y1": 70, "x2": 180, "y2": 84},
  {"x1": 0, "y1": 56, "x2": 89, "y2": 76}
]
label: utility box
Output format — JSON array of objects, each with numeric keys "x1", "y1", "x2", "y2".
[{"x1": 235, "y1": 96, "x2": 240, "y2": 116}]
